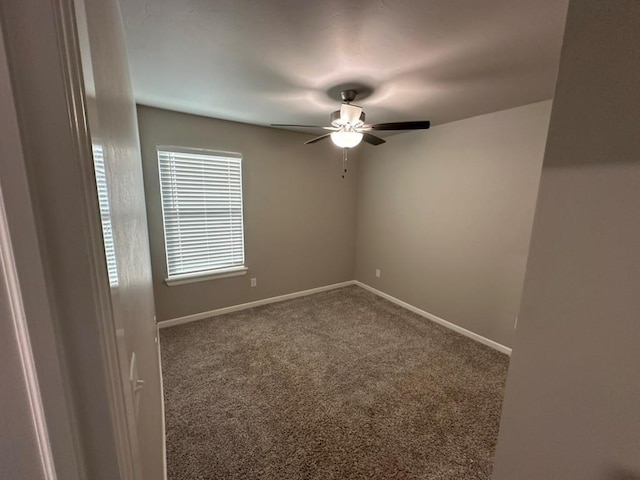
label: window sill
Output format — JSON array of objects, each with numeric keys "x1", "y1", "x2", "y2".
[{"x1": 164, "y1": 266, "x2": 248, "y2": 286}]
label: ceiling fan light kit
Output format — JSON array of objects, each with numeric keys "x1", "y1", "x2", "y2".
[{"x1": 330, "y1": 130, "x2": 363, "y2": 148}]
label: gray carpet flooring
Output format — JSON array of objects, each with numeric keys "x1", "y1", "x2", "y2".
[{"x1": 160, "y1": 286, "x2": 509, "y2": 480}]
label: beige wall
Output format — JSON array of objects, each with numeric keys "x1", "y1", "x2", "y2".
[
  {"x1": 137, "y1": 106, "x2": 359, "y2": 321},
  {"x1": 355, "y1": 101, "x2": 551, "y2": 348},
  {"x1": 492, "y1": 1, "x2": 640, "y2": 478}
]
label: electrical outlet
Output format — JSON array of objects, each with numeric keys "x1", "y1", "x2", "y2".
[
  {"x1": 250, "y1": 277, "x2": 257, "y2": 287},
  {"x1": 514, "y1": 317, "x2": 518, "y2": 329},
  {"x1": 375, "y1": 269, "x2": 381, "y2": 278}
]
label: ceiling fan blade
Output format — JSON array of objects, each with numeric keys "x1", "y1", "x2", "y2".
[
  {"x1": 340, "y1": 104, "x2": 363, "y2": 124},
  {"x1": 271, "y1": 124, "x2": 326, "y2": 128},
  {"x1": 271, "y1": 124, "x2": 337, "y2": 131},
  {"x1": 362, "y1": 133, "x2": 386, "y2": 146},
  {"x1": 367, "y1": 121, "x2": 431, "y2": 131},
  {"x1": 305, "y1": 134, "x2": 332, "y2": 145}
]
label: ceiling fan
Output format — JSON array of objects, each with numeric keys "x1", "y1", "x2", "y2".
[{"x1": 271, "y1": 89, "x2": 430, "y2": 149}]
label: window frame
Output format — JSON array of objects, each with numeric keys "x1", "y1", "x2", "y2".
[
  {"x1": 156, "y1": 145, "x2": 247, "y2": 286},
  {"x1": 92, "y1": 144, "x2": 119, "y2": 287}
]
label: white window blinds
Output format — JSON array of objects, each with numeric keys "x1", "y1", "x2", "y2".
[
  {"x1": 157, "y1": 147, "x2": 245, "y2": 280},
  {"x1": 92, "y1": 144, "x2": 119, "y2": 287}
]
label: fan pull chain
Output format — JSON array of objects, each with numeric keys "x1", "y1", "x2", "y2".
[{"x1": 342, "y1": 148, "x2": 348, "y2": 179}]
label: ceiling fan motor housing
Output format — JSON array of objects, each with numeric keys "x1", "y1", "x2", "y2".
[{"x1": 330, "y1": 110, "x2": 365, "y2": 127}]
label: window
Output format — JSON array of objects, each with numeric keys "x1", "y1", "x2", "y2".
[
  {"x1": 92, "y1": 144, "x2": 119, "y2": 287},
  {"x1": 157, "y1": 146, "x2": 246, "y2": 285}
]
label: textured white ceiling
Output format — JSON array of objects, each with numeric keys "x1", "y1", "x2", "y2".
[{"x1": 119, "y1": 0, "x2": 568, "y2": 134}]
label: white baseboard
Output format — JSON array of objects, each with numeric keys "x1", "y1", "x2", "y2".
[
  {"x1": 354, "y1": 281, "x2": 512, "y2": 356},
  {"x1": 158, "y1": 281, "x2": 356, "y2": 329},
  {"x1": 158, "y1": 279, "x2": 511, "y2": 356},
  {"x1": 156, "y1": 325, "x2": 167, "y2": 480}
]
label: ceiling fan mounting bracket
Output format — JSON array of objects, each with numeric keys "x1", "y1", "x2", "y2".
[{"x1": 340, "y1": 89, "x2": 358, "y2": 103}]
